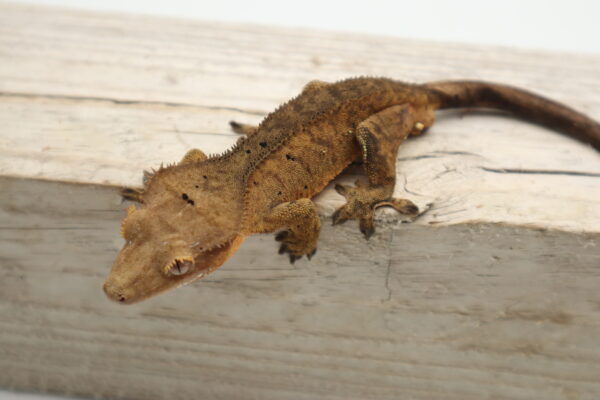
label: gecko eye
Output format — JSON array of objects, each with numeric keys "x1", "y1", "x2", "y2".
[{"x1": 164, "y1": 258, "x2": 194, "y2": 276}]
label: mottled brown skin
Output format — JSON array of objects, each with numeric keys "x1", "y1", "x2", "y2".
[{"x1": 104, "y1": 77, "x2": 600, "y2": 304}]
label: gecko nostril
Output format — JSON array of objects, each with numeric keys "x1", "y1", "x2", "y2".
[{"x1": 119, "y1": 296, "x2": 126, "y2": 303}]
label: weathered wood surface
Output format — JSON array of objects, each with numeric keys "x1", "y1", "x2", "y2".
[{"x1": 0, "y1": 3, "x2": 599, "y2": 400}]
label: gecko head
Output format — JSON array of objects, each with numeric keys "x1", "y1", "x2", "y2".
[{"x1": 103, "y1": 204, "x2": 244, "y2": 304}]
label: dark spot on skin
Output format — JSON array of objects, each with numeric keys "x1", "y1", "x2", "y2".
[
  {"x1": 286, "y1": 154, "x2": 296, "y2": 161},
  {"x1": 277, "y1": 191, "x2": 282, "y2": 195},
  {"x1": 304, "y1": 185, "x2": 308, "y2": 189},
  {"x1": 259, "y1": 141, "x2": 267, "y2": 148},
  {"x1": 203, "y1": 175, "x2": 208, "y2": 179},
  {"x1": 182, "y1": 193, "x2": 194, "y2": 205},
  {"x1": 195, "y1": 185, "x2": 199, "y2": 188},
  {"x1": 253, "y1": 181, "x2": 258, "y2": 186},
  {"x1": 246, "y1": 149, "x2": 251, "y2": 154}
]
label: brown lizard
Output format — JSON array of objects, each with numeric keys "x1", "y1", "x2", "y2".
[{"x1": 103, "y1": 77, "x2": 600, "y2": 304}]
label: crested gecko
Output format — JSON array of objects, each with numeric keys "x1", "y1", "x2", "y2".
[{"x1": 104, "y1": 77, "x2": 600, "y2": 304}]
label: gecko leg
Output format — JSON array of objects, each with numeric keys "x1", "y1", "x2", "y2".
[
  {"x1": 229, "y1": 121, "x2": 258, "y2": 136},
  {"x1": 332, "y1": 104, "x2": 427, "y2": 238},
  {"x1": 258, "y1": 198, "x2": 321, "y2": 263}
]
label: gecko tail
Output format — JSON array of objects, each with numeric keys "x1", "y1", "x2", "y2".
[{"x1": 424, "y1": 80, "x2": 600, "y2": 151}]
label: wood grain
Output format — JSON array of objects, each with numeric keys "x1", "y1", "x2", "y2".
[{"x1": 0, "y1": 3, "x2": 599, "y2": 400}]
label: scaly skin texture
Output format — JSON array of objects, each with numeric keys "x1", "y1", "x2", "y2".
[{"x1": 103, "y1": 77, "x2": 600, "y2": 304}]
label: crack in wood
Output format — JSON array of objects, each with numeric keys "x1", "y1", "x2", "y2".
[
  {"x1": 383, "y1": 228, "x2": 394, "y2": 303},
  {"x1": 0, "y1": 91, "x2": 266, "y2": 116},
  {"x1": 480, "y1": 166, "x2": 600, "y2": 177},
  {"x1": 397, "y1": 150, "x2": 481, "y2": 162}
]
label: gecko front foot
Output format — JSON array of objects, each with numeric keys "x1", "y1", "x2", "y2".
[
  {"x1": 258, "y1": 198, "x2": 321, "y2": 264},
  {"x1": 260, "y1": 198, "x2": 321, "y2": 264},
  {"x1": 332, "y1": 180, "x2": 418, "y2": 239},
  {"x1": 275, "y1": 230, "x2": 318, "y2": 264},
  {"x1": 120, "y1": 187, "x2": 144, "y2": 203}
]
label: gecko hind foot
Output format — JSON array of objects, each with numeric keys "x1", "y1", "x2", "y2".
[
  {"x1": 332, "y1": 181, "x2": 418, "y2": 239},
  {"x1": 229, "y1": 121, "x2": 258, "y2": 136}
]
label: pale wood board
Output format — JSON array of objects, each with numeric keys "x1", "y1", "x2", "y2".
[{"x1": 0, "y1": 2, "x2": 599, "y2": 400}]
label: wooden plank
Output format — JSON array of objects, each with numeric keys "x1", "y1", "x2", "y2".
[
  {"x1": 0, "y1": 3, "x2": 599, "y2": 400},
  {"x1": 2, "y1": 176, "x2": 600, "y2": 400},
  {"x1": 1, "y1": 3, "x2": 599, "y2": 231}
]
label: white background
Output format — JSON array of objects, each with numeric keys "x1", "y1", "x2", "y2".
[
  {"x1": 10, "y1": 0, "x2": 600, "y2": 54},
  {"x1": 2, "y1": 0, "x2": 599, "y2": 399}
]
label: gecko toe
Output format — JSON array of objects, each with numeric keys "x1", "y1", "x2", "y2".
[
  {"x1": 395, "y1": 200, "x2": 419, "y2": 215},
  {"x1": 334, "y1": 183, "x2": 349, "y2": 196},
  {"x1": 331, "y1": 207, "x2": 350, "y2": 225},
  {"x1": 275, "y1": 230, "x2": 289, "y2": 242},
  {"x1": 120, "y1": 187, "x2": 143, "y2": 203},
  {"x1": 278, "y1": 243, "x2": 288, "y2": 254},
  {"x1": 375, "y1": 198, "x2": 419, "y2": 215},
  {"x1": 359, "y1": 217, "x2": 375, "y2": 239}
]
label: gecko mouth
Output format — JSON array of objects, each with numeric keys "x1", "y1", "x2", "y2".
[{"x1": 164, "y1": 257, "x2": 194, "y2": 276}]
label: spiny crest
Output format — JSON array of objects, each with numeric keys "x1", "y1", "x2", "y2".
[
  {"x1": 257, "y1": 95, "x2": 302, "y2": 131},
  {"x1": 142, "y1": 162, "x2": 178, "y2": 189},
  {"x1": 215, "y1": 135, "x2": 248, "y2": 160}
]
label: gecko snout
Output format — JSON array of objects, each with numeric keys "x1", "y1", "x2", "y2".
[{"x1": 103, "y1": 281, "x2": 128, "y2": 304}]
